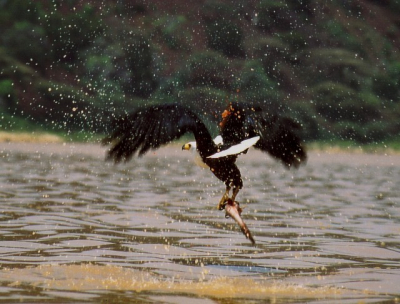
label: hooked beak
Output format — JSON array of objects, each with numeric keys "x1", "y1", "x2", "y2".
[{"x1": 182, "y1": 143, "x2": 191, "y2": 150}]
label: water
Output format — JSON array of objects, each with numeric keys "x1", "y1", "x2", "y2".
[{"x1": 0, "y1": 142, "x2": 399, "y2": 303}]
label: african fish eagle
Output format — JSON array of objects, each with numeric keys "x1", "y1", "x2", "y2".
[{"x1": 102, "y1": 102, "x2": 307, "y2": 210}]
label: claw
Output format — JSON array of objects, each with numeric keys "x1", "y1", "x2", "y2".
[
  {"x1": 218, "y1": 191, "x2": 230, "y2": 210},
  {"x1": 218, "y1": 200, "x2": 227, "y2": 210}
]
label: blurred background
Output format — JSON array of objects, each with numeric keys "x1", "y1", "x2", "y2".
[{"x1": 0, "y1": 0, "x2": 399, "y2": 147}]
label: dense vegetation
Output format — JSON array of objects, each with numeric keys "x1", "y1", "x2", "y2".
[{"x1": 0, "y1": 0, "x2": 399, "y2": 145}]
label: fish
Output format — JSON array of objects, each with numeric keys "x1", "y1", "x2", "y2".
[{"x1": 224, "y1": 199, "x2": 255, "y2": 245}]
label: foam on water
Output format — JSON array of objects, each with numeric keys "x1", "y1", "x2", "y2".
[{"x1": 1, "y1": 264, "x2": 348, "y2": 300}]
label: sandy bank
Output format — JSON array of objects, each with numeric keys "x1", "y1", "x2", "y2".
[{"x1": 0, "y1": 131, "x2": 63, "y2": 143}]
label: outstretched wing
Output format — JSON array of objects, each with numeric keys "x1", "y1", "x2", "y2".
[
  {"x1": 220, "y1": 102, "x2": 307, "y2": 168},
  {"x1": 102, "y1": 104, "x2": 215, "y2": 162}
]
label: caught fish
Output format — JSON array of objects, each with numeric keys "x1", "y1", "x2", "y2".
[{"x1": 224, "y1": 199, "x2": 255, "y2": 245}]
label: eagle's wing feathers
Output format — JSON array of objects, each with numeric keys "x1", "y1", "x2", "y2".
[
  {"x1": 253, "y1": 113, "x2": 307, "y2": 168},
  {"x1": 102, "y1": 104, "x2": 215, "y2": 162},
  {"x1": 221, "y1": 102, "x2": 307, "y2": 168}
]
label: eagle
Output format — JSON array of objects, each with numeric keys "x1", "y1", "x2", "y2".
[{"x1": 102, "y1": 102, "x2": 307, "y2": 212}]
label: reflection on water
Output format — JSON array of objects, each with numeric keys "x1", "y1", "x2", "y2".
[{"x1": 0, "y1": 142, "x2": 399, "y2": 303}]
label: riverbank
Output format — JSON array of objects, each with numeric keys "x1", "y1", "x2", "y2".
[
  {"x1": 0, "y1": 131, "x2": 399, "y2": 155},
  {"x1": 0, "y1": 131, "x2": 63, "y2": 143}
]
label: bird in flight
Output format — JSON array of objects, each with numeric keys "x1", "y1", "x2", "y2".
[{"x1": 102, "y1": 102, "x2": 307, "y2": 243}]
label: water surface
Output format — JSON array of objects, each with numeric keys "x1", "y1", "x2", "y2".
[{"x1": 0, "y1": 142, "x2": 399, "y2": 303}]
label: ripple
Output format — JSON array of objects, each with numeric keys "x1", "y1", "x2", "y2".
[{"x1": 0, "y1": 143, "x2": 399, "y2": 302}]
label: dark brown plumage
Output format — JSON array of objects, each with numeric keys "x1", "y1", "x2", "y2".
[{"x1": 102, "y1": 102, "x2": 306, "y2": 209}]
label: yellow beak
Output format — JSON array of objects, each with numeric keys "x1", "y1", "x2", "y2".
[{"x1": 182, "y1": 143, "x2": 191, "y2": 150}]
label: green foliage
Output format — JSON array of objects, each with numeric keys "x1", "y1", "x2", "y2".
[
  {"x1": 85, "y1": 54, "x2": 115, "y2": 82},
  {"x1": 123, "y1": 33, "x2": 158, "y2": 98},
  {"x1": 202, "y1": 0, "x2": 245, "y2": 57},
  {"x1": 255, "y1": 0, "x2": 293, "y2": 31},
  {"x1": 0, "y1": 47, "x2": 37, "y2": 86},
  {"x1": 113, "y1": 1, "x2": 147, "y2": 16},
  {"x1": 0, "y1": 0, "x2": 43, "y2": 26},
  {"x1": 34, "y1": 81, "x2": 111, "y2": 134},
  {"x1": 82, "y1": 30, "x2": 158, "y2": 99},
  {"x1": 45, "y1": 5, "x2": 104, "y2": 62},
  {"x1": 153, "y1": 15, "x2": 192, "y2": 51},
  {"x1": 322, "y1": 20, "x2": 363, "y2": 55},
  {"x1": 179, "y1": 50, "x2": 231, "y2": 89},
  {"x1": 313, "y1": 82, "x2": 381, "y2": 123},
  {"x1": 372, "y1": 61, "x2": 400, "y2": 101},
  {"x1": 202, "y1": 0, "x2": 243, "y2": 22},
  {"x1": 0, "y1": 79, "x2": 14, "y2": 97},
  {"x1": 28, "y1": 81, "x2": 98, "y2": 132},
  {"x1": 301, "y1": 48, "x2": 373, "y2": 90},
  {"x1": 387, "y1": 61, "x2": 400, "y2": 83},
  {"x1": 278, "y1": 31, "x2": 307, "y2": 52},
  {"x1": 0, "y1": 112, "x2": 44, "y2": 131},
  {"x1": 333, "y1": 120, "x2": 396, "y2": 144},
  {"x1": 289, "y1": 102, "x2": 320, "y2": 141},
  {"x1": 80, "y1": 46, "x2": 126, "y2": 108},
  {"x1": 250, "y1": 36, "x2": 300, "y2": 89},
  {"x1": 251, "y1": 37, "x2": 291, "y2": 70},
  {"x1": 363, "y1": 120, "x2": 395, "y2": 143},
  {"x1": 234, "y1": 60, "x2": 281, "y2": 110},
  {"x1": 0, "y1": 79, "x2": 15, "y2": 111},
  {"x1": 206, "y1": 20, "x2": 245, "y2": 58},
  {"x1": 372, "y1": 75, "x2": 398, "y2": 101},
  {"x1": 177, "y1": 86, "x2": 228, "y2": 115},
  {"x1": 1, "y1": 21, "x2": 52, "y2": 69},
  {"x1": 389, "y1": 1, "x2": 400, "y2": 13},
  {"x1": 174, "y1": 87, "x2": 226, "y2": 135},
  {"x1": 79, "y1": 36, "x2": 126, "y2": 107},
  {"x1": 0, "y1": 0, "x2": 399, "y2": 147}
]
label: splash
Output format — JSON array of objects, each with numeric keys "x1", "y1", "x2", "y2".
[{"x1": 2, "y1": 264, "x2": 348, "y2": 300}]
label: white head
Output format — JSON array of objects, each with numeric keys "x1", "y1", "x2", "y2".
[
  {"x1": 213, "y1": 135, "x2": 223, "y2": 145},
  {"x1": 182, "y1": 136, "x2": 223, "y2": 153}
]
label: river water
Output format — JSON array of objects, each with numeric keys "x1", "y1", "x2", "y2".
[{"x1": 0, "y1": 142, "x2": 399, "y2": 303}]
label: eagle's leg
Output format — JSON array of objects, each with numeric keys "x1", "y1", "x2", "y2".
[
  {"x1": 218, "y1": 186, "x2": 231, "y2": 210},
  {"x1": 231, "y1": 187, "x2": 240, "y2": 202}
]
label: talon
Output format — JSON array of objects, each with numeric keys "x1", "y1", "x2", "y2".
[
  {"x1": 218, "y1": 199, "x2": 228, "y2": 210},
  {"x1": 218, "y1": 191, "x2": 230, "y2": 210}
]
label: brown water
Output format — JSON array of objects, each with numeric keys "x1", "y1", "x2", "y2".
[{"x1": 0, "y1": 142, "x2": 399, "y2": 303}]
